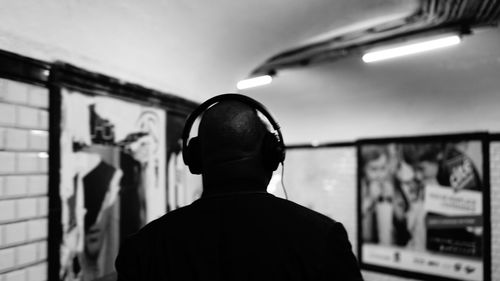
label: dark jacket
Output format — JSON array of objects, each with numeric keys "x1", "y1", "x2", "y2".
[{"x1": 115, "y1": 191, "x2": 363, "y2": 280}]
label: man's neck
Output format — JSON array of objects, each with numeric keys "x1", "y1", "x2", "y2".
[
  {"x1": 202, "y1": 175, "x2": 268, "y2": 196},
  {"x1": 201, "y1": 158, "x2": 271, "y2": 196}
]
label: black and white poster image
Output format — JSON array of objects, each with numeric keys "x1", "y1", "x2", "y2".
[
  {"x1": 167, "y1": 145, "x2": 202, "y2": 210},
  {"x1": 359, "y1": 139, "x2": 485, "y2": 281},
  {"x1": 59, "y1": 89, "x2": 166, "y2": 281}
]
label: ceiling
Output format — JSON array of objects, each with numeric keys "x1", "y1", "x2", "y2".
[
  {"x1": 0, "y1": 0, "x2": 419, "y2": 99},
  {"x1": 243, "y1": 26, "x2": 500, "y2": 144},
  {"x1": 252, "y1": 0, "x2": 500, "y2": 75}
]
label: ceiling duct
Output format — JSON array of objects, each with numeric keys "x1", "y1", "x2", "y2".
[{"x1": 252, "y1": 0, "x2": 500, "y2": 75}]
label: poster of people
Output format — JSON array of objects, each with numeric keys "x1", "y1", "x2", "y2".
[
  {"x1": 359, "y1": 138, "x2": 486, "y2": 281},
  {"x1": 59, "y1": 89, "x2": 166, "y2": 281}
]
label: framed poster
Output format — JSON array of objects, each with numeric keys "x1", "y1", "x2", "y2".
[
  {"x1": 357, "y1": 133, "x2": 490, "y2": 281},
  {"x1": 49, "y1": 63, "x2": 199, "y2": 281},
  {"x1": 58, "y1": 89, "x2": 166, "y2": 280}
]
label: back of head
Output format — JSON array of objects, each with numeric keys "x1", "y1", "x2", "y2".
[
  {"x1": 199, "y1": 101, "x2": 265, "y2": 164},
  {"x1": 198, "y1": 100, "x2": 271, "y2": 193}
]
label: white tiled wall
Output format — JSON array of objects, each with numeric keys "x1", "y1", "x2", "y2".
[
  {"x1": 0, "y1": 153, "x2": 16, "y2": 174},
  {"x1": 4, "y1": 177, "x2": 28, "y2": 197},
  {"x1": 0, "y1": 201, "x2": 16, "y2": 222},
  {"x1": 0, "y1": 104, "x2": 16, "y2": 126},
  {"x1": 4, "y1": 222, "x2": 28, "y2": 247},
  {"x1": 0, "y1": 78, "x2": 48, "y2": 281},
  {"x1": 26, "y1": 176, "x2": 47, "y2": 196},
  {"x1": 5, "y1": 129, "x2": 29, "y2": 150},
  {"x1": 16, "y1": 108, "x2": 40, "y2": 129},
  {"x1": 0, "y1": 248, "x2": 15, "y2": 271}
]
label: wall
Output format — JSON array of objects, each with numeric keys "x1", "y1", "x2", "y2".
[
  {"x1": 273, "y1": 147, "x2": 358, "y2": 241},
  {"x1": 0, "y1": 79, "x2": 49, "y2": 281}
]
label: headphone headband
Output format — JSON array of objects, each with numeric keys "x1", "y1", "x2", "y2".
[{"x1": 182, "y1": 93, "x2": 284, "y2": 165}]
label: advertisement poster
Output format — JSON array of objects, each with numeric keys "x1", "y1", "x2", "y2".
[
  {"x1": 59, "y1": 89, "x2": 166, "y2": 281},
  {"x1": 358, "y1": 138, "x2": 487, "y2": 281}
]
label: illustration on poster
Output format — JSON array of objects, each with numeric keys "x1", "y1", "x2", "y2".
[
  {"x1": 59, "y1": 90, "x2": 166, "y2": 281},
  {"x1": 359, "y1": 140, "x2": 484, "y2": 281}
]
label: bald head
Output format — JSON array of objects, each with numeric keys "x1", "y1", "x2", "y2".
[{"x1": 198, "y1": 100, "x2": 267, "y2": 166}]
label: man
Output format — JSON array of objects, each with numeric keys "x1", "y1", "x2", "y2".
[{"x1": 115, "y1": 94, "x2": 363, "y2": 280}]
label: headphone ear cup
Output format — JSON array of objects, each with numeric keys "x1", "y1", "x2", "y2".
[
  {"x1": 262, "y1": 132, "x2": 284, "y2": 172},
  {"x1": 185, "y1": 137, "x2": 203, "y2": 175}
]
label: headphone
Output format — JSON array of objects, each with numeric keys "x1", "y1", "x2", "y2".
[{"x1": 182, "y1": 93, "x2": 285, "y2": 175}]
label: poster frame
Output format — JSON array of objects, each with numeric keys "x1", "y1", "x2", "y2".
[
  {"x1": 356, "y1": 132, "x2": 491, "y2": 281},
  {"x1": 48, "y1": 62, "x2": 198, "y2": 281}
]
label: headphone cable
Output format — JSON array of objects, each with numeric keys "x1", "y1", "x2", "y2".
[{"x1": 280, "y1": 162, "x2": 288, "y2": 200}]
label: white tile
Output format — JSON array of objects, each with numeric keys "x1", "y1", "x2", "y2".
[
  {"x1": 5, "y1": 129, "x2": 29, "y2": 150},
  {"x1": 0, "y1": 127, "x2": 5, "y2": 149},
  {"x1": 16, "y1": 243, "x2": 37, "y2": 265},
  {"x1": 0, "y1": 225, "x2": 3, "y2": 247},
  {"x1": 0, "y1": 248, "x2": 15, "y2": 271},
  {"x1": 26, "y1": 262, "x2": 46, "y2": 281},
  {"x1": 27, "y1": 176, "x2": 47, "y2": 196},
  {"x1": 27, "y1": 219, "x2": 47, "y2": 240},
  {"x1": 5, "y1": 81, "x2": 29, "y2": 104},
  {"x1": 0, "y1": 200, "x2": 15, "y2": 222},
  {"x1": 36, "y1": 197, "x2": 48, "y2": 217},
  {"x1": 37, "y1": 111, "x2": 48, "y2": 130},
  {"x1": 0, "y1": 78, "x2": 8, "y2": 100},
  {"x1": 4, "y1": 269, "x2": 26, "y2": 281},
  {"x1": 4, "y1": 176, "x2": 28, "y2": 197},
  {"x1": 37, "y1": 156, "x2": 47, "y2": 173},
  {"x1": 27, "y1": 87, "x2": 48, "y2": 108},
  {"x1": 4, "y1": 222, "x2": 27, "y2": 245},
  {"x1": 16, "y1": 107, "x2": 38, "y2": 128},
  {"x1": 0, "y1": 177, "x2": 4, "y2": 197},
  {"x1": 27, "y1": 131, "x2": 48, "y2": 151},
  {"x1": 0, "y1": 104, "x2": 16, "y2": 126},
  {"x1": 16, "y1": 198, "x2": 38, "y2": 220},
  {"x1": 36, "y1": 241, "x2": 47, "y2": 260},
  {"x1": 0, "y1": 152, "x2": 16, "y2": 174},
  {"x1": 16, "y1": 153, "x2": 38, "y2": 173}
]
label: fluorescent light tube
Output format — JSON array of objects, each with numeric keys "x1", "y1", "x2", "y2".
[
  {"x1": 362, "y1": 35, "x2": 461, "y2": 63},
  {"x1": 237, "y1": 75, "x2": 272, "y2": 90}
]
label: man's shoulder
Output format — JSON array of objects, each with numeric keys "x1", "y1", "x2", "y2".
[
  {"x1": 272, "y1": 195, "x2": 337, "y2": 221},
  {"x1": 125, "y1": 205, "x2": 194, "y2": 243}
]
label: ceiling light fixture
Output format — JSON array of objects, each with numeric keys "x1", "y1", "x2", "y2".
[
  {"x1": 237, "y1": 75, "x2": 273, "y2": 90},
  {"x1": 362, "y1": 35, "x2": 461, "y2": 63}
]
